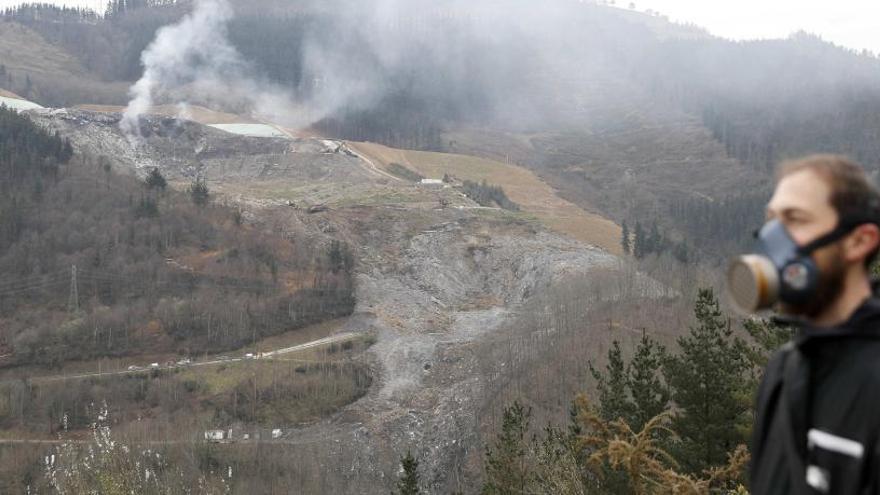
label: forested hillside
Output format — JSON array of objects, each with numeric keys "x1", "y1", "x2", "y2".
[{"x1": 0, "y1": 106, "x2": 355, "y2": 368}]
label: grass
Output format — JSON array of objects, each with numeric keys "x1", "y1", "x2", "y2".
[
  {"x1": 349, "y1": 141, "x2": 623, "y2": 254},
  {"x1": 0, "y1": 22, "x2": 88, "y2": 77},
  {"x1": 0, "y1": 21, "x2": 128, "y2": 105}
]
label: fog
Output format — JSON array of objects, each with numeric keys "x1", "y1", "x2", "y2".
[
  {"x1": 7, "y1": 0, "x2": 879, "y2": 54},
  {"x1": 112, "y1": 0, "x2": 880, "y2": 153},
  {"x1": 122, "y1": 0, "x2": 645, "y2": 134}
]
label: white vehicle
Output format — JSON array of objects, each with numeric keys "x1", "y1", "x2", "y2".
[
  {"x1": 244, "y1": 353, "x2": 254, "y2": 359},
  {"x1": 150, "y1": 363, "x2": 159, "y2": 369},
  {"x1": 271, "y1": 429, "x2": 282, "y2": 439},
  {"x1": 127, "y1": 365, "x2": 139, "y2": 371},
  {"x1": 177, "y1": 358, "x2": 191, "y2": 366},
  {"x1": 204, "y1": 430, "x2": 225, "y2": 442}
]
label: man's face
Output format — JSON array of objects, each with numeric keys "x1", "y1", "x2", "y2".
[{"x1": 766, "y1": 169, "x2": 846, "y2": 316}]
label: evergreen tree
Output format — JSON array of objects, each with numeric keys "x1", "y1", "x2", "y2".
[
  {"x1": 393, "y1": 451, "x2": 421, "y2": 495},
  {"x1": 627, "y1": 334, "x2": 669, "y2": 432},
  {"x1": 189, "y1": 176, "x2": 209, "y2": 206},
  {"x1": 327, "y1": 240, "x2": 353, "y2": 273},
  {"x1": 589, "y1": 340, "x2": 631, "y2": 423},
  {"x1": 590, "y1": 336, "x2": 670, "y2": 431},
  {"x1": 482, "y1": 401, "x2": 531, "y2": 495},
  {"x1": 621, "y1": 221, "x2": 631, "y2": 255},
  {"x1": 648, "y1": 221, "x2": 662, "y2": 255},
  {"x1": 672, "y1": 241, "x2": 689, "y2": 263},
  {"x1": 743, "y1": 318, "x2": 793, "y2": 367},
  {"x1": 133, "y1": 196, "x2": 158, "y2": 218},
  {"x1": 663, "y1": 288, "x2": 750, "y2": 474},
  {"x1": 145, "y1": 167, "x2": 167, "y2": 191},
  {"x1": 738, "y1": 317, "x2": 794, "y2": 441},
  {"x1": 633, "y1": 221, "x2": 645, "y2": 258}
]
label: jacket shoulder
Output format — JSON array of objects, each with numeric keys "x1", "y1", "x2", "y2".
[{"x1": 754, "y1": 344, "x2": 791, "y2": 411}]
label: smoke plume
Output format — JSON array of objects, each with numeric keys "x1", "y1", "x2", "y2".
[{"x1": 120, "y1": 0, "x2": 297, "y2": 139}]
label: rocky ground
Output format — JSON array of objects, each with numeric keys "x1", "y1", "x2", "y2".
[{"x1": 28, "y1": 108, "x2": 660, "y2": 493}]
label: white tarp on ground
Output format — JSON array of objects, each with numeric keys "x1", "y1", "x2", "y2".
[
  {"x1": 208, "y1": 123, "x2": 288, "y2": 138},
  {"x1": 0, "y1": 96, "x2": 43, "y2": 111}
]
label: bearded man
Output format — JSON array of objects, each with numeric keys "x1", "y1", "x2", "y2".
[{"x1": 740, "y1": 155, "x2": 880, "y2": 494}]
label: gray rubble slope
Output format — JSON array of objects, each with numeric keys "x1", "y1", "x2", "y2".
[{"x1": 27, "y1": 108, "x2": 367, "y2": 184}]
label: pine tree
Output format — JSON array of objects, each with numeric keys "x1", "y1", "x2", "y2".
[
  {"x1": 742, "y1": 317, "x2": 794, "y2": 439},
  {"x1": 627, "y1": 334, "x2": 669, "y2": 433},
  {"x1": 672, "y1": 241, "x2": 689, "y2": 263},
  {"x1": 145, "y1": 167, "x2": 167, "y2": 191},
  {"x1": 393, "y1": 451, "x2": 421, "y2": 495},
  {"x1": 589, "y1": 340, "x2": 631, "y2": 423},
  {"x1": 663, "y1": 288, "x2": 750, "y2": 474},
  {"x1": 633, "y1": 221, "x2": 645, "y2": 258},
  {"x1": 648, "y1": 221, "x2": 662, "y2": 255},
  {"x1": 189, "y1": 176, "x2": 209, "y2": 206},
  {"x1": 482, "y1": 401, "x2": 531, "y2": 494},
  {"x1": 743, "y1": 318, "x2": 793, "y2": 367},
  {"x1": 621, "y1": 221, "x2": 631, "y2": 255}
]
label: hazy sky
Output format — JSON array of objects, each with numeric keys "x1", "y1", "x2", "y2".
[
  {"x1": 1, "y1": 0, "x2": 877, "y2": 54},
  {"x1": 639, "y1": 0, "x2": 879, "y2": 54}
]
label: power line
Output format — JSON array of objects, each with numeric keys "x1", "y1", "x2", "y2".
[
  {"x1": 0, "y1": 279, "x2": 67, "y2": 296},
  {"x1": 0, "y1": 269, "x2": 67, "y2": 291}
]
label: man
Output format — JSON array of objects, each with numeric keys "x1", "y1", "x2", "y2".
[{"x1": 749, "y1": 155, "x2": 880, "y2": 494}]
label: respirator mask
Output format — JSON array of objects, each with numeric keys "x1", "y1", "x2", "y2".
[{"x1": 727, "y1": 218, "x2": 865, "y2": 313}]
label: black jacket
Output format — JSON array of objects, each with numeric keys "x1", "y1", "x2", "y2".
[{"x1": 751, "y1": 297, "x2": 880, "y2": 494}]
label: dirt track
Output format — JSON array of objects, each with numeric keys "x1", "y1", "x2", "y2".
[{"x1": 23, "y1": 332, "x2": 360, "y2": 384}]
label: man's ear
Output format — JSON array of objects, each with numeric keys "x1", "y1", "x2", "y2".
[{"x1": 846, "y1": 223, "x2": 880, "y2": 264}]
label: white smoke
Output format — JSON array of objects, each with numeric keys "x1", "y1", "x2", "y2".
[
  {"x1": 118, "y1": 0, "x2": 614, "y2": 141},
  {"x1": 120, "y1": 0, "x2": 298, "y2": 140}
]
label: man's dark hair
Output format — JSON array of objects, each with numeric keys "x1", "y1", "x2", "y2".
[{"x1": 777, "y1": 154, "x2": 880, "y2": 267}]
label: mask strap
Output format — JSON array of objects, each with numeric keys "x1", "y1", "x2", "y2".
[{"x1": 797, "y1": 219, "x2": 869, "y2": 255}]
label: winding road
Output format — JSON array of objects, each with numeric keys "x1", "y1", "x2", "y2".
[{"x1": 23, "y1": 332, "x2": 361, "y2": 384}]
